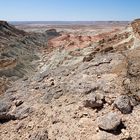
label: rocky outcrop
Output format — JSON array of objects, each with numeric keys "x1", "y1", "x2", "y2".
[
  {"x1": 0, "y1": 20, "x2": 26, "y2": 38},
  {"x1": 0, "y1": 77, "x2": 9, "y2": 95},
  {"x1": 0, "y1": 21, "x2": 60, "y2": 94},
  {"x1": 47, "y1": 29, "x2": 122, "y2": 51},
  {"x1": 131, "y1": 19, "x2": 140, "y2": 37}
]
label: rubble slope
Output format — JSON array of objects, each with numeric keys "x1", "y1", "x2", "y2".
[{"x1": 0, "y1": 19, "x2": 140, "y2": 140}]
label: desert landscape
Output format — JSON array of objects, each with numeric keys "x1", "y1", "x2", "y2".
[{"x1": 0, "y1": 18, "x2": 140, "y2": 140}]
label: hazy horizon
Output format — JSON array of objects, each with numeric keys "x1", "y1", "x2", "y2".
[{"x1": 9, "y1": 21, "x2": 130, "y2": 26}]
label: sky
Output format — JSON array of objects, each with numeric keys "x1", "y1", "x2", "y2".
[{"x1": 0, "y1": 0, "x2": 140, "y2": 21}]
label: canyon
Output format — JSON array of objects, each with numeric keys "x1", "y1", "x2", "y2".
[{"x1": 0, "y1": 19, "x2": 140, "y2": 140}]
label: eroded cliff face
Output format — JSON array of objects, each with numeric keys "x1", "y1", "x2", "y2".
[
  {"x1": 131, "y1": 19, "x2": 140, "y2": 37},
  {"x1": 46, "y1": 19, "x2": 140, "y2": 54},
  {"x1": 0, "y1": 21, "x2": 60, "y2": 94},
  {"x1": 0, "y1": 20, "x2": 140, "y2": 140}
]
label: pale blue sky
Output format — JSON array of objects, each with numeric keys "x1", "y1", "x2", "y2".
[{"x1": 0, "y1": 0, "x2": 140, "y2": 21}]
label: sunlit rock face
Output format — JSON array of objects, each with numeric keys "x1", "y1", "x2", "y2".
[{"x1": 131, "y1": 19, "x2": 140, "y2": 37}]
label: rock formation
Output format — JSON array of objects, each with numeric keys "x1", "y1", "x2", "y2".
[{"x1": 0, "y1": 21, "x2": 60, "y2": 94}]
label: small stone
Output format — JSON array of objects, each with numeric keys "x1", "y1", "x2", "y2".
[
  {"x1": 114, "y1": 95, "x2": 132, "y2": 114},
  {"x1": 15, "y1": 100, "x2": 24, "y2": 107},
  {"x1": 83, "y1": 95, "x2": 103, "y2": 109},
  {"x1": 3, "y1": 131, "x2": 8, "y2": 134},
  {"x1": 14, "y1": 105, "x2": 32, "y2": 120},
  {"x1": 130, "y1": 96, "x2": 139, "y2": 106},
  {"x1": 128, "y1": 59, "x2": 140, "y2": 76},
  {"x1": 22, "y1": 76, "x2": 28, "y2": 81},
  {"x1": 43, "y1": 92, "x2": 54, "y2": 104},
  {"x1": 34, "y1": 86, "x2": 39, "y2": 90},
  {"x1": 34, "y1": 70, "x2": 50, "y2": 82},
  {"x1": 96, "y1": 127, "x2": 99, "y2": 132},
  {"x1": 123, "y1": 78, "x2": 131, "y2": 86},
  {"x1": 135, "y1": 92, "x2": 140, "y2": 102},
  {"x1": 98, "y1": 112, "x2": 121, "y2": 131},
  {"x1": 53, "y1": 92, "x2": 63, "y2": 99},
  {"x1": 105, "y1": 97, "x2": 113, "y2": 105},
  {"x1": 16, "y1": 122, "x2": 24, "y2": 132},
  {"x1": 83, "y1": 55, "x2": 93, "y2": 62}
]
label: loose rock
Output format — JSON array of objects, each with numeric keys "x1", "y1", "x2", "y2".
[
  {"x1": 83, "y1": 95, "x2": 103, "y2": 109},
  {"x1": 98, "y1": 112, "x2": 121, "y2": 131},
  {"x1": 0, "y1": 99, "x2": 13, "y2": 122},
  {"x1": 114, "y1": 95, "x2": 132, "y2": 114},
  {"x1": 13, "y1": 105, "x2": 33, "y2": 120}
]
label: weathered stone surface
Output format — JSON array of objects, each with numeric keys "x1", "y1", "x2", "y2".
[
  {"x1": 98, "y1": 112, "x2": 121, "y2": 131},
  {"x1": 84, "y1": 98, "x2": 103, "y2": 108},
  {"x1": 83, "y1": 93, "x2": 104, "y2": 109},
  {"x1": 96, "y1": 131, "x2": 119, "y2": 140},
  {"x1": 83, "y1": 55, "x2": 93, "y2": 62},
  {"x1": 29, "y1": 129, "x2": 48, "y2": 140},
  {"x1": 13, "y1": 105, "x2": 33, "y2": 119},
  {"x1": 114, "y1": 95, "x2": 132, "y2": 114},
  {"x1": 0, "y1": 100, "x2": 12, "y2": 121},
  {"x1": 131, "y1": 19, "x2": 140, "y2": 37},
  {"x1": 43, "y1": 93, "x2": 54, "y2": 104},
  {"x1": 128, "y1": 58, "x2": 140, "y2": 77},
  {"x1": 0, "y1": 77, "x2": 9, "y2": 95},
  {"x1": 34, "y1": 70, "x2": 50, "y2": 82}
]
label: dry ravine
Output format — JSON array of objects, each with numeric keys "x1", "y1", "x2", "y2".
[{"x1": 0, "y1": 19, "x2": 140, "y2": 140}]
